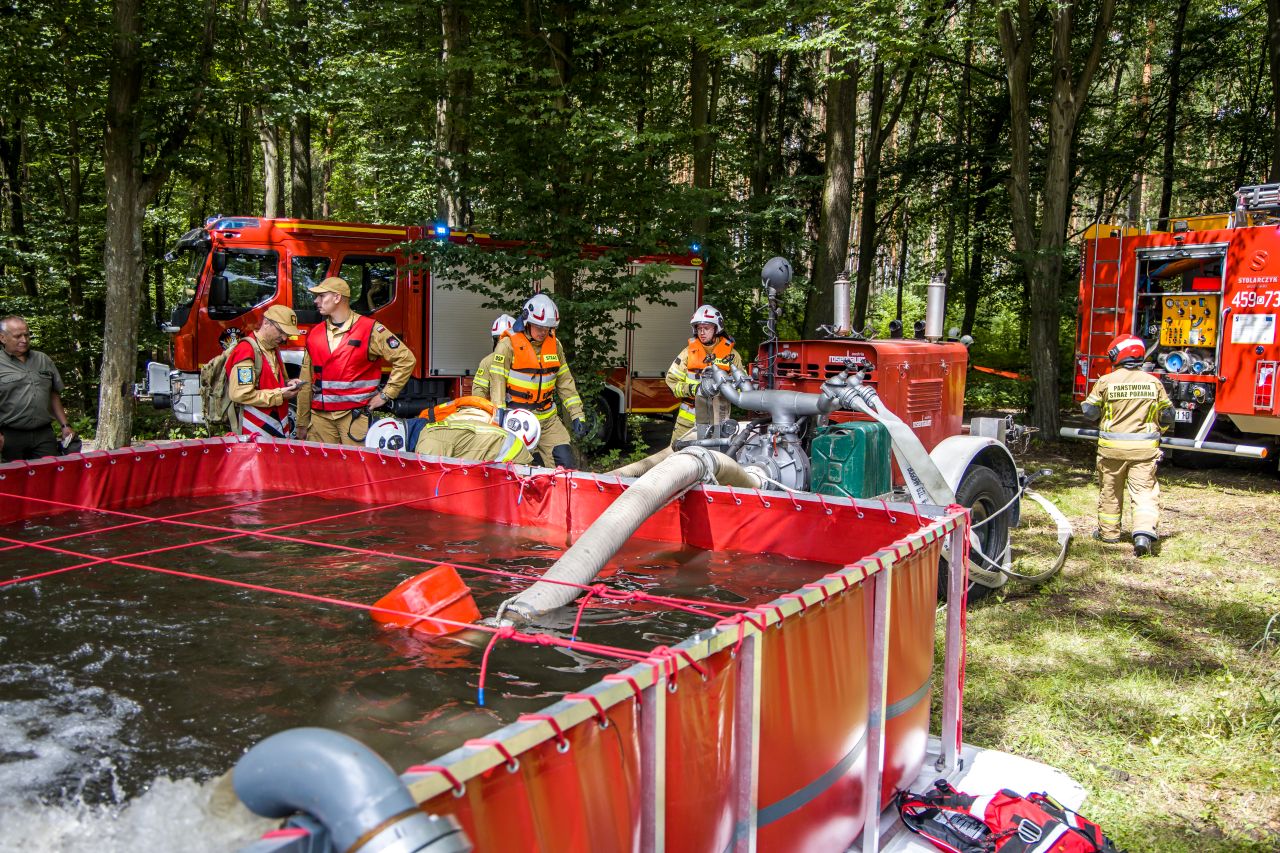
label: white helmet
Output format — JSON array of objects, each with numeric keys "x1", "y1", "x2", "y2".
[
  {"x1": 498, "y1": 408, "x2": 541, "y2": 450},
  {"x1": 690, "y1": 304, "x2": 723, "y2": 333},
  {"x1": 365, "y1": 418, "x2": 407, "y2": 451},
  {"x1": 491, "y1": 313, "x2": 516, "y2": 338},
  {"x1": 523, "y1": 293, "x2": 560, "y2": 329}
]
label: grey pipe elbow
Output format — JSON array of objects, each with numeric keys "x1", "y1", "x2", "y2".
[{"x1": 234, "y1": 727, "x2": 470, "y2": 853}]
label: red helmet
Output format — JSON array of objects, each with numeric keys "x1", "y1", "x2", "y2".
[{"x1": 1106, "y1": 334, "x2": 1146, "y2": 364}]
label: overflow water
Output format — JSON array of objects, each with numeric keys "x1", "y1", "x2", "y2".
[{"x1": 0, "y1": 491, "x2": 833, "y2": 850}]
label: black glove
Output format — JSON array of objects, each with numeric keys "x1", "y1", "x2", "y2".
[{"x1": 571, "y1": 418, "x2": 588, "y2": 439}]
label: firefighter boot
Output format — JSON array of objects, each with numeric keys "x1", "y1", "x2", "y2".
[{"x1": 1132, "y1": 533, "x2": 1156, "y2": 557}]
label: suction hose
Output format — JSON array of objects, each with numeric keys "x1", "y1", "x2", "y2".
[
  {"x1": 500, "y1": 448, "x2": 763, "y2": 622},
  {"x1": 234, "y1": 727, "x2": 471, "y2": 853}
]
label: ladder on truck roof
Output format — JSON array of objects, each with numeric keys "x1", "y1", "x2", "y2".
[{"x1": 1080, "y1": 215, "x2": 1129, "y2": 388}]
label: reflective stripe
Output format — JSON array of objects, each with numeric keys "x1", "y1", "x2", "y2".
[
  {"x1": 1099, "y1": 430, "x2": 1160, "y2": 441},
  {"x1": 240, "y1": 405, "x2": 289, "y2": 438},
  {"x1": 562, "y1": 395, "x2": 581, "y2": 408},
  {"x1": 676, "y1": 403, "x2": 697, "y2": 426},
  {"x1": 497, "y1": 435, "x2": 523, "y2": 462},
  {"x1": 320, "y1": 379, "x2": 380, "y2": 390},
  {"x1": 315, "y1": 389, "x2": 377, "y2": 404}
]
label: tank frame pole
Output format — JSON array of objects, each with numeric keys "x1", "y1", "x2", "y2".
[
  {"x1": 860, "y1": 562, "x2": 894, "y2": 853},
  {"x1": 938, "y1": 518, "x2": 967, "y2": 773},
  {"x1": 732, "y1": 631, "x2": 763, "y2": 852},
  {"x1": 640, "y1": 679, "x2": 668, "y2": 851}
]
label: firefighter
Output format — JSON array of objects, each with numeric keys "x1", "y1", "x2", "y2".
[
  {"x1": 1081, "y1": 333, "x2": 1173, "y2": 556},
  {"x1": 225, "y1": 305, "x2": 304, "y2": 438},
  {"x1": 485, "y1": 293, "x2": 585, "y2": 469},
  {"x1": 472, "y1": 313, "x2": 515, "y2": 400},
  {"x1": 295, "y1": 276, "x2": 417, "y2": 446},
  {"x1": 665, "y1": 304, "x2": 743, "y2": 446},
  {"x1": 365, "y1": 397, "x2": 540, "y2": 465}
]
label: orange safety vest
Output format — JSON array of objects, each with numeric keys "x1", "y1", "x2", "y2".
[
  {"x1": 306, "y1": 314, "x2": 381, "y2": 412},
  {"x1": 684, "y1": 335, "x2": 736, "y2": 373},
  {"x1": 505, "y1": 332, "x2": 562, "y2": 413}
]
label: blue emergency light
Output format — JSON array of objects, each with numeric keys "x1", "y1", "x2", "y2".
[
  {"x1": 690, "y1": 242, "x2": 702, "y2": 254},
  {"x1": 433, "y1": 223, "x2": 451, "y2": 239}
]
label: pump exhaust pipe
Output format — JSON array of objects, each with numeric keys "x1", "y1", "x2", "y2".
[
  {"x1": 1060, "y1": 427, "x2": 1270, "y2": 458},
  {"x1": 833, "y1": 267, "x2": 852, "y2": 336},
  {"x1": 235, "y1": 727, "x2": 471, "y2": 853},
  {"x1": 925, "y1": 275, "x2": 947, "y2": 342}
]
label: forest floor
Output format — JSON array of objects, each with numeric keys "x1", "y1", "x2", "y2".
[{"x1": 954, "y1": 439, "x2": 1280, "y2": 852}]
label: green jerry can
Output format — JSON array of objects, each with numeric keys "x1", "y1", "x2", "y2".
[{"x1": 809, "y1": 420, "x2": 892, "y2": 500}]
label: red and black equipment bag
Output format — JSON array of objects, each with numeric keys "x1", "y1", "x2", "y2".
[{"x1": 897, "y1": 779, "x2": 1124, "y2": 853}]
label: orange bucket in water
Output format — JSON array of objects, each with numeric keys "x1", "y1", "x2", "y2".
[{"x1": 372, "y1": 565, "x2": 480, "y2": 636}]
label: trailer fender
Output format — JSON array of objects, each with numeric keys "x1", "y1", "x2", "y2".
[{"x1": 929, "y1": 435, "x2": 1020, "y2": 526}]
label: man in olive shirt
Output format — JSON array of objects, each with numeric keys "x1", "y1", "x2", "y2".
[
  {"x1": 294, "y1": 276, "x2": 417, "y2": 445},
  {"x1": 0, "y1": 315, "x2": 74, "y2": 462}
]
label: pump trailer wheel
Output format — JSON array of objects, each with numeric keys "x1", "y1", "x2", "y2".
[{"x1": 940, "y1": 465, "x2": 1012, "y2": 604}]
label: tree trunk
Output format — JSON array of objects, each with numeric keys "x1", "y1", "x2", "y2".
[
  {"x1": 98, "y1": 0, "x2": 147, "y2": 449},
  {"x1": 258, "y1": 110, "x2": 281, "y2": 217},
  {"x1": 690, "y1": 39, "x2": 713, "y2": 241},
  {"x1": 1157, "y1": 0, "x2": 1190, "y2": 224},
  {"x1": 0, "y1": 112, "x2": 38, "y2": 298},
  {"x1": 806, "y1": 51, "x2": 859, "y2": 334},
  {"x1": 998, "y1": 0, "x2": 1116, "y2": 436},
  {"x1": 1268, "y1": 0, "x2": 1280, "y2": 180},
  {"x1": 435, "y1": 0, "x2": 473, "y2": 227},
  {"x1": 290, "y1": 113, "x2": 312, "y2": 218},
  {"x1": 320, "y1": 113, "x2": 335, "y2": 218}
]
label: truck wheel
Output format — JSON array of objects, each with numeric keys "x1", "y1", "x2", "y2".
[
  {"x1": 583, "y1": 395, "x2": 620, "y2": 448},
  {"x1": 939, "y1": 465, "x2": 1012, "y2": 605}
]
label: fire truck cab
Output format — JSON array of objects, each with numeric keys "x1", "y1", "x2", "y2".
[
  {"x1": 1075, "y1": 184, "x2": 1280, "y2": 460},
  {"x1": 140, "y1": 216, "x2": 703, "y2": 440}
]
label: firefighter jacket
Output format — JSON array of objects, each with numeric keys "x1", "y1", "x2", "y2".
[
  {"x1": 486, "y1": 332, "x2": 584, "y2": 423},
  {"x1": 411, "y1": 403, "x2": 533, "y2": 464},
  {"x1": 226, "y1": 331, "x2": 291, "y2": 438},
  {"x1": 472, "y1": 351, "x2": 497, "y2": 399},
  {"x1": 1082, "y1": 366, "x2": 1172, "y2": 457},
  {"x1": 296, "y1": 313, "x2": 416, "y2": 429}
]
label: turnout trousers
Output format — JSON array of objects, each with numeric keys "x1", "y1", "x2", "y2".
[{"x1": 1096, "y1": 450, "x2": 1161, "y2": 539}]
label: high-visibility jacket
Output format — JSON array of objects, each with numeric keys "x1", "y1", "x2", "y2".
[
  {"x1": 305, "y1": 314, "x2": 381, "y2": 412},
  {"x1": 487, "y1": 332, "x2": 583, "y2": 422},
  {"x1": 225, "y1": 337, "x2": 291, "y2": 438},
  {"x1": 1083, "y1": 366, "x2": 1172, "y2": 455}
]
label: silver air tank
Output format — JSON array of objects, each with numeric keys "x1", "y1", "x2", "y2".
[{"x1": 925, "y1": 275, "x2": 947, "y2": 342}]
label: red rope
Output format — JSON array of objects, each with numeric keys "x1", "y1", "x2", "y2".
[{"x1": 0, "y1": 464, "x2": 444, "y2": 553}]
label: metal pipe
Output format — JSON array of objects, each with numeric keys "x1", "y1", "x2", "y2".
[
  {"x1": 1060, "y1": 427, "x2": 1270, "y2": 458},
  {"x1": 234, "y1": 727, "x2": 470, "y2": 853},
  {"x1": 500, "y1": 448, "x2": 764, "y2": 622},
  {"x1": 924, "y1": 275, "x2": 946, "y2": 342}
]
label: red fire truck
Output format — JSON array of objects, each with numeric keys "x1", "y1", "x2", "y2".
[
  {"x1": 138, "y1": 216, "x2": 703, "y2": 440},
  {"x1": 1073, "y1": 184, "x2": 1280, "y2": 462}
]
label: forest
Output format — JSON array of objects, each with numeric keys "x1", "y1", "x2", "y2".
[{"x1": 1, "y1": 0, "x2": 1278, "y2": 448}]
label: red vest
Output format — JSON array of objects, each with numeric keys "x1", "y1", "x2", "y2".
[
  {"x1": 225, "y1": 339, "x2": 290, "y2": 437},
  {"x1": 306, "y1": 314, "x2": 381, "y2": 411}
]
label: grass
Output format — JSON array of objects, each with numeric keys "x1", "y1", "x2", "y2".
[{"x1": 943, "y1": 439, "x2": 1280, "y2": 852}]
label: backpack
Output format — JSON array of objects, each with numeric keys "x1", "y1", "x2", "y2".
[
  {"x1": 200, "y1": 337, "x2": 264, "y2": 427},
  {"x1": 897, "y1": 779, "x2": 1124, "y2": 853}
]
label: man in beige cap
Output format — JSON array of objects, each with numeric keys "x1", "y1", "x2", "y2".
[
  {"x1": 295, "y1": 276, "x2": 416, "y2": 445},
  {"x1": 226, "y1": 304, "x2": 305, "y2": 438}
]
